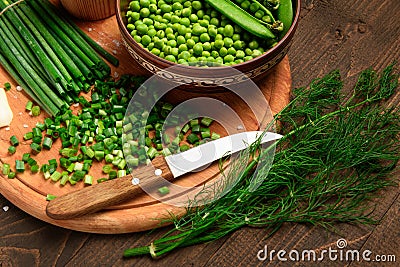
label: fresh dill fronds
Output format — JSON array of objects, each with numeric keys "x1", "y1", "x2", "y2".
[{"x1": 124, "y1": 64, "x2": 400, "y2": 258}]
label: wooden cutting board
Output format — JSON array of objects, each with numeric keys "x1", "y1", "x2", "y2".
[{"x1": 0, "y1": 9, "x2": 291, "y2": 234}]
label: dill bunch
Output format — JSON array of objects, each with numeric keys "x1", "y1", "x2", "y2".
[{"x1": 124, "y1": 64, "x2": 400, "y2": 258}]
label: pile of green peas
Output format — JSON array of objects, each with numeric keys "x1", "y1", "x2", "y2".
[{"x1": 126, "y1": 0, "x2": 276, "y2": 66}]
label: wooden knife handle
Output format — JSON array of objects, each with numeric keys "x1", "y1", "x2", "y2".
[{"x1": 46, "y1": 156, "x2": 173, "y2": 220}]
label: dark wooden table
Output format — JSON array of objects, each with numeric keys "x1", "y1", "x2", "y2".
[{"x1": 1, "y1": 0, "x2": 399, "y2": 266}]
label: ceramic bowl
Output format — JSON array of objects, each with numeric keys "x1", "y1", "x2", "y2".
[
  {"x1": 116, "y1": 0, "x2": 301, "y2": 88},
  {"x1": 60, "y1": 0, "x2": 116, "y2": 21}
]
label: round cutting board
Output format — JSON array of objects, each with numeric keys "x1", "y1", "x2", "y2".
[{"x1": 0, "y1": 11, "x2": 291, "y2": 234}]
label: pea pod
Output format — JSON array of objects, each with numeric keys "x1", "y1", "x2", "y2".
[
  {"x1": 276, "y1": 0, "x2": 293, "y2": 37},
  {"x1": 204, "y1": 0, "x2": 276, "y2": 39}
]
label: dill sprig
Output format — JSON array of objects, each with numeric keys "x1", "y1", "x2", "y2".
[{"x1": 123, "y1": 64, "x2": 400, "y2": 258}]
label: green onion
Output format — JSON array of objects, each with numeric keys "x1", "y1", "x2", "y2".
[
  {"x1": 84, "y1": 175, "x2": 93, "y2": 185},
  {"x1": 10, "y1": 135, "x2": 19, "y2": 146},
  {"x1": 201, "y1": 117, "x2": 213, "y2": 127},
  {"x1": 2, "y1": 163, "x2": 10, "y2": 175},
  {"x1": 22, "y1": 153, "x2": 30, "y2": 162},
  {"x1": 8, "y1": 172, "x2": 16, "y2": 179},
  {"x1": 23, "y1": 132, "x2": 33, "y2": 140},
  {"x1": 42, "y1": 137, "x2": 53, "y2": 150},
  {"x1": 25, "y1": 100, "x2": 33, "y2": 111},
  {"x1": 50, "y1": 171, "x2": 62, "y2": 182},
  {"x1": 158, "y1": 186, "x2": 170, "y2": 195},
  {"x1": 30, "y1": 165, "x2": 40, "y2": 173},
  {"x1": 15, "y1": 160, "x2": 25, "y2": 173},
  {"x1": 187, "y1": 133, "x2": 200, "y2": 144},
  {"x1": 8, "y1": 146, "x2": 16, "y2": 155},
  {"x1": 31, "y1": 106, "x2": 41, "y2": 116},
  {"x1": 4, "y1": 82, "x2": 11, "y2": 91},
  {"x1": 46, "y1": 194, "x2": 57, "y2": 201}
]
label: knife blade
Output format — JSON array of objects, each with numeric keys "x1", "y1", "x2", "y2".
[{"x1": 46, "y1": 131, "x2": 282, "y2": 220}]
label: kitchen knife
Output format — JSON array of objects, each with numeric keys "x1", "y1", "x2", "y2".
[{"x1": 46, "y1": 131, "x2": 282, "y2": 220}]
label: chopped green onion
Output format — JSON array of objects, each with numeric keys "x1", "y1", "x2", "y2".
[
  {"x1": 31, "y1": 106, "x2": 41, "y2": 116},
  {"x1": 187, "y1": 133, "x2": 200, "y2": 144},
  {"x1": 50, "y1": 171, "x2": 62, "y2": 182},
  {"x1": 201, "y1": 117, "x2": 213, "y2": 127},
  {"x1": 22, "y1": 153, "x2": 30, "y2": 162},
  {"x1": 158, "y1": 186, "x2": 170, "y2": 195},
  {"x1": 4, "y1": 82, "x2": 11, "y2": 91},
  {"x1": 10, "y1": 135, "x2": 19, "y2": 146},
  {"x1": 2, "y1": 163, "x2": 10, "y2": 175},
  {"x1": 8, "y1": 146, "x2": 16, "y2": 155},
  {"x1": 46, "y1": 194, "x2": 57, "y2": 201},
  {"x1": 23, "y1": 132, "x2": 33, "y2": 140},
  {"x1": 26, "y1": 101, "x2": 33, "y2": 111},
  {"x1": 42, "y1": 137, "x2": 53, "y2": 150},
  {"x1": 8, "y1": 172, "x2": 16, "y2": 179},
  {"x1": 30, "y1": 165, "x2": 40, "y2": 173},
  {"x1": 84, "y1": 175, "x2": 93, "y2": 185},
  {"x1": 15, "y1": 160, "x2": 25, "y2": 173}
]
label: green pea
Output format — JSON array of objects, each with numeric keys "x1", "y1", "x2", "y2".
[
  {"x1": 215, "y1": 57, "x2": 223, "y2": 65},
  {"x1": 149, "y1": 4, "x2": 158, "y2": 12},
  {"x1": 167, "y1": 39, "x2": 177, "y2": 47},
  {"x1": 133, "y1": 35, "x2": 141, "y2": 43},
  {"x1": 200, "y1": 33, "x2": 210, "y2": 42},
  {"x1": 262, "y1": 15, "x2": 271, "y2": 23},
  {"x1": 189, "y1": 14, "x2": 198, "y2": 22},
  {"x1": 185, "y1": 32, "x2": 192, "y2": 40},
  {"x1": 183, "y1": 1, "x2": 191, "y2": 7},
  {"x1": 148, "y1": 28, "x2": 157, "y2": 37},
  {"x1": 208, "y1": 26, "x2": 218, "y2": 38},
  {"x1": 154, "y1": 22, "x2": 166, "y2": 30},
  {"x1": 252, "y1": 49, "x2": 262, "y2": 58},
  {"x1": 159, "y1": 52, "x2": 165, "y2": 58},
  {"x1": 203, "y1": 42, "x2": 211, "y2": 51},
  {"x1": 140, "y1": 0, "x2": 150, "y2": 7},
  {"x1": 143, "y1": 18, "x2": 153, "y2": 25},
  {"x1": 199, "y1": 19, "x2": 209, "y2": 27},
  {"x1": 140, "y1": 8, "x2": 150, "y2": 17},
  {"x1": 200, "y1": 51, "x2": 209, "y2": 58},
  {"x1": 215, "y1": 34, "x2": 223, "y2": 40},
  {"x1": 171, "y1": 47, "x2": 179, "y2": 56},
  {"x1": 223, "y1": 25, "x2": 234, "y2": 37},
  {"x1": 179, "y1": 50, "x2": 191, "y2": 60},
  {"x1": 224, "y1": 54, "x2": 235, "y2": 63},
  {"x1": 172, "y1": 23, "x2": 181, "y2": 31},
  {"x1": 188, "y1": 56, "x2": 197, "y2": 63},
  {"x1": 182, "y1": 7, "x2": 191, "y2": 17},
  {"x1": 148, "y1": 42, "x2": 155, "y2": 50},
  {"x1": 127, "y1": 24, "x2": 135, "y2": 31},
  {"x1": 248, "y1": 40, "x2": 259, "y2": 49},
  {"x1": 235, "y1": 59, "x2": 244, "y2": 64},
  {"x1": 219, "y1": 47, "x2": 228, "y2": 57},
  {"x1": 210, "y1": 10, "x2": 218, "y2": 18},
  {"x1": 160, "y1": 4, "x2": 172, "y2": 13},
  {"x1": 163, "y1": 45, "x2": 172, "y2": 55},
  {"x1": 167, "y1": 33, "x2": 175, "y2": 40},
  {"x1": 245, "y1": 48, "x2": 253, "y2": 56},
  {"x1": 210, "y1": 18, "x2": 219, "y2": 26},
  {"x1": 178, "y1": 43, "x2": 188, "y2": 52},
  {"x1": 178, "y1": 25, "x2": 188, "y2": 35},
  {"x1": 187, "y1": 39, "x2": 195, "y2": 48},
  {"x1": 236, "y1": 50, "x2": 245, "y2": 59},
  {"x1": 172, "y1": 2, "x2": 183, "y2": 10},
  {"x1": 233, "y1": 40, "x2": 244, "y2": 50},
  {"x1": 241, "y1": 0, "x2": 251, "y2": 10},
  {"x1": 130, "y1": 29, "x2": 137, "y2": 37},
  {"x1": 165, "y1": 54, "x2": 176, "y2": 62},
  {"x1": 174, "y1": 10, "x2": 182, "y2": 16},
  {"x1": 223, "y1": 37, "x2": 233, "y2": 48},
  {"x1": 232, "y1": 34, "x2": 241, "y2": 41},
  {"x1": 156, "y1": 30, "x2": 165, "y2": 38},
  {"x1": 163, "y1": 13, "x2": 172, "y2": 21},
  {"x1": 210, "y1": 50, "x2": 218, "y2": 58},
  {"x1": 197, "y1": 56, "x2": 206, "y2": 62},
  {"x1": 178, "y1": 59, "x2": 188, "y2": 65},
  {"x1": 192, "y1": 1, "x2": 202, "y2": 10},
  {"x1": 151, "y1": 48, "x2": 161, "y2": 55},
  {"x1": 177, "y1": 35, "x2": 186, "y2": 45},
  {"x1": 249, "y1": 3, "x2": 259, "y2": 13},
  {"x1": 206, "y1": 56, "x2": 215, "y2": 63},
  {"x1": 129, "y1": 1, "x2": 140, "y2": 12},
  {"x1": 130, "y1": 12, "x2": 140, "y2": 21},
  {"x1": 137, "y1": 24, "x2": 148, "y2": 34},
  {"x1": 192, "y1": 24, "x2": 206, "y2": 35},
  {"x1": 193, "y1": 43, "x2": 203, "y2": 55},
  {"x1": 141, "y1": 35, "x2": 152, "y2": 46},
  {"x1": 191, "y1": 36, "x2": 199, "y2": 43},
  {"x1": 227, "y1": 47, "x2": 236, "y2": 55},
  {"x1": 197, "y1": 10, "x2": 205, "y2": 19},
  {"x1": 155, "y1": 39, "x2": 164, "y2": 49},
  {"x1": 220, "y1": 20, "x2": 228, "y2": 27},
  {"x1": 214, "y1": 39, "x2": 224, "y2": 49},
  {"x1": 254, "y1": 10, "x2": 264, "y2": 19}
]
